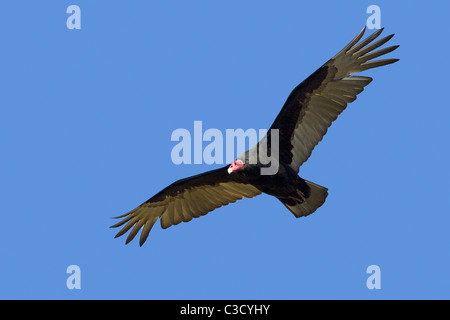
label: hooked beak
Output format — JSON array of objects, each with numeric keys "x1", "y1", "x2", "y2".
[{"x1": 227, "y1": 167, "x2": 233, "y2": 174}]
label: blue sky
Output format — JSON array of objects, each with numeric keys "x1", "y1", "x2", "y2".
[{"x1": 0, "y1": 1, "x2": 449, "y2": 299}]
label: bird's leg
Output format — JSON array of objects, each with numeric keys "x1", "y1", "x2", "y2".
[
  {"x1": 288, "y1": 189, "x2": 306, "y2": 204},
  {"x1": 296, "y1": 189, "x2": 306, "y2": 201}
]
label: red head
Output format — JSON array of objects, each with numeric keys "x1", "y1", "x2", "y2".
[{"x1": 227, "y1": 160, "x2": 244, "y2": 174}]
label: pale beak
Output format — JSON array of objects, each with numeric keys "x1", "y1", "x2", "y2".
[{"x1": 227, "y1": 167, "x2": 233, "y2": 174}]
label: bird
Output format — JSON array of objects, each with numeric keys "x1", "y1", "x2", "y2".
[{"x1": 111, "y1": 27, "x2": 399, "y2": 246}]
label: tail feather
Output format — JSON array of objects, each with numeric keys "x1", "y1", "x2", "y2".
[{"x1": 281, "y1": 180, "x2": 328, "y2": 218}]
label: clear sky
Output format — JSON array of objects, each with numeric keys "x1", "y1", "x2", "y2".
[{"x1": 0, "y1": 1, "x2": 449, "y2": 299}]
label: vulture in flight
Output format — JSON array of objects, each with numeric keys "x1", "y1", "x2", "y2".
[{"x1": 111, "y1": 27, "x2": 399, "y2": 246}]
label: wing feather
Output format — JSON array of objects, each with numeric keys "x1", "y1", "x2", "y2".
[{"x1": 139, "y1": 216, "x2": 158, "y2": 246}]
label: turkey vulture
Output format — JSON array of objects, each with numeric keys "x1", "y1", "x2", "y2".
[{"x1": 111, "y1": 27, "x2": 399, "y2": 246}]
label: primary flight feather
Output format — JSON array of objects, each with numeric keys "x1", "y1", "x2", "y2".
[{"x1": 111, "y1": 27, "x2": 399, "y2": 246}]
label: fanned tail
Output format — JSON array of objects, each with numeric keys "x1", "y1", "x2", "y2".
[{"x1": 280, "y1": 180, "x2": 328, "y2": 218}]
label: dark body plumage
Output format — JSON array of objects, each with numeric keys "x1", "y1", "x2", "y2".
[{"x1": 111, "y1": 27, "x2": 399, "y2": 246}]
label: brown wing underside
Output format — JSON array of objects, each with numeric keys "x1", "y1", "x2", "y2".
[
  {"x1": 268, "y1": 27, "x2": 399, "y2": 173},
  {"x1": 111, "y1": 167, "x2": 261, "y2": 246}
]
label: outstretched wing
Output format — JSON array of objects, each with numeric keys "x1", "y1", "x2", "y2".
[
  {"x1": 268, "y1": 27, "x2": 399, "y2": 173},
  {"x1": 111, "y1": 166, "x2": 262, "y2": 246}
]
